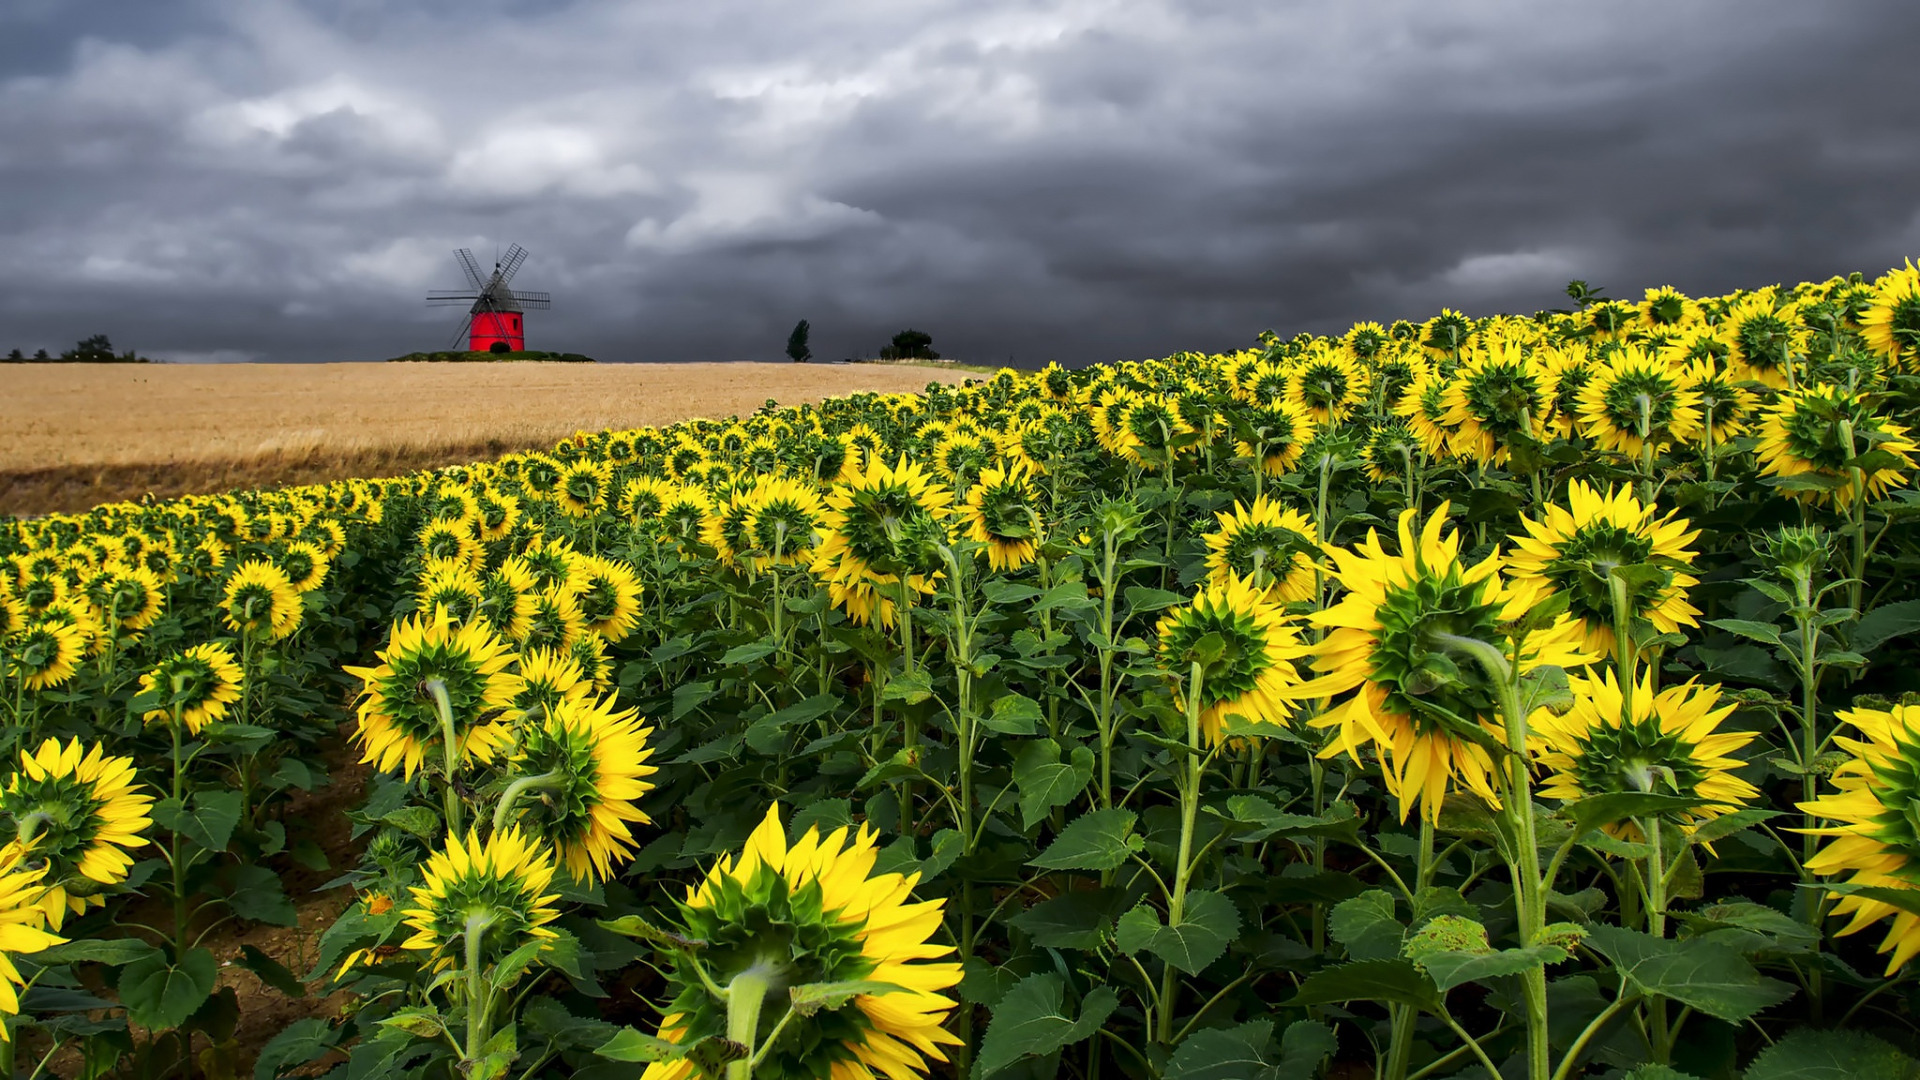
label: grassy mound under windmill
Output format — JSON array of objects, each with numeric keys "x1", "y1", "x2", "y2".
[{"x1": 385, "y1": 349, "x2": 595, "y2": 363}]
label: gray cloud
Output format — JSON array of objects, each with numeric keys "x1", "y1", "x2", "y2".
[{"x1": 0, "y1": 0, "x2": 1916, "y2": 366}]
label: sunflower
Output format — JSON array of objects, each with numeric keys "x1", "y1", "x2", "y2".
[
  {"x1": 277, "y1": 540, "x2": 330, "y2": 594},
  {"x1": 501, "y1": 695, "x2": 657, "y2": 884},
  {"x1": 1287, "y1": 505, "x2": 1595, "y2": 823},
  {"x1": 345, "y1": 607, "x2": 523, "y2": 780},
  {"x1": 1756, "y1": 383, "x2": 1916, "y2": 508},
  {"x1": 0, "y1": 843, "x2": 62, "y2": 1031},
  {"x1": 659, "y1": 485, "x2": 714, "y2": 546},
  {"x1": 417, "y1": 560, "x2": 485, "y2": 625},
  {"x1": 641, "y1": 804, "x2": 962, "y2": 1080},
  {"x1": 959, "y1": 464, "x2": 1041, "y2": 573},
  {"x1": 1531, "y1": 670, "x2": 1756, "y2": 839},
  {"x1": 1506, "y1": 481, "x2": 1701, "y2": 658},
  {"x1": 85, "y1": 564, "x2": 165, "y2": 632},
  {"x1": 1575, "y1": 346, "x2": 1703, "y2": 458},
  {"x1": 400, "y1": 826, "x2": 561, "y2": 974},
  {"x1": 619, "y1": 476, "x2": 677, "y2": 527},
  {"x1": 1637, "y1": 285, "x2": 1700, "y2": 329},
  {"x1": 0, "y1": 739, "x2": 152, "y2": 929},
  {"x1": 1684, "y1": 361, "x2": 1759, "y2": 444},
  {"x1": 1286, "y1": 347, "x2": 1365, "y2": 426},
  {"x1": 519, "y1": 536, "x2": 585, "y2": 595},
  {"x1": 518, "y1": 586, "x2": 588, "y2": 653},
  {"x1": 1422, "y1": 309, "x2": 1477, "y2": 358},
  {"x1": 1799, "y1": 703, "x2": 1920, "y2": 972},
  {"x1": 743, "y1": 477, "x2": 827, "y2": 571},
  {"x1": 572, "y1": 556, "x2": 644, "y2": 643},
  {"x1": 427, "y1": 484, "x2": 481, "y2": 528},
  {"x1": 138, "y1": 643, "x2": 244, "y2": 734},
  {"x1": 0, "y1": 594, "x2": 24, "y2": 641},
  {"x1": 1231, "y1": 401, "x2": 1312, "y2": 477},
  {"x1": 1203, "y1": 496, "x2": 1322, "y2": 603},
  {"x1": 1156, "y1": 575, "x2": 1305, "y2": 745},
  {"x1": 1396, "y1": 371, "x2": 1459, "y2": 460},
  {"x1": 1722, "y1": 291, "x2": 1808, "y2": 388},
  {"x1": 509, "y1": 647, "x2": 590, "y2": 720},
  {"x1": 570, "y1": 632, "x2": 613, "y2": 693},
  {"x1": 417, "y1": 518, "x2": 483, "y2": 572},
  {"x1": 220, "y1": 560, "x2": 303, "y2": 641},
  {"x1": 1439, "y1": 343, "x2": 1549, "y2": 464},
  {"x1": 812, "y1": 458, "x2": 953, "y2": 626},
  {"x1": 701, "y1": 490, "x2": 759, "y2": 569},
  {"x1": 556, "y1": 460, "x2": 614, "y2": 518},
  {"x1": 7, "y1": 622, "x2": 83, "y2": 692},
  {"x1": 1862, "y1": 260, "x2": 1920, "y2": 372},
  {"x1": 477, "y1": 558, "x2": 538, "y2": 642},
  {"x1": 472, "y1": 488, "x2": 521, "y2": 542}
]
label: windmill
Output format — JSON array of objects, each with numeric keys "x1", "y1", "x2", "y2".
[{"x1": 427, "y1": 244, "x2": 552, "y2": 353}]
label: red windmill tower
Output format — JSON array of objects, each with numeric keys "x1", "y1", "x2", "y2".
[{"x1": 427, "y1": 244, "x2": 551, "y2": 352}]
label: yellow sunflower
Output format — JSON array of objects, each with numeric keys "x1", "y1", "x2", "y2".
[
  {"x1": 1202, "y1": 496, "x2": 1321, "y2": 603},
  {"x1": 572, "y1": 556, "x2": 644, "y2": 643},
  {"x1": 1575, "y1": 346, "x2": 1703, "y2": 458},
  {"x1": 0, "y1": 739, "x2": 153, "y2": 929},
  {"x1": 277, "y1": 540, "x2": 331, "y2": 594},
  {"x1": 400, "y1": 826, "x2": 561, "y2": 973},
  {"x1": 744, "y1": 476, "x2": 828, "y2": 571},
  {"x1": 1800, "y1": 703, "x2": 1920, "y2": 972},
  {"x1": 960, "y1": 463, "x2": 1042, "y2": 573},
  {"x1": 1530, "y1": 669, "x2": 1756, "y2": 840},
  {"x1": 1862, "y1": 260, "x2": 1920, "y2": 372},
  {"x1": 345, "y1": 607, "x2": 523, "y2": 780},
  {"x1": 1722, "y1": 291, "x2": 1808, "y2": 388},
  {"x1": 1506, "y1": 481, "x2": 1701, "y2": 658},
  {"x1": 6, "y1": 621, "x2": 83, "y2": 692},
  {"x1": 1287, "y1": 505, "x2": 1596, "y2": 823},
  {"x1": 1439, "y1": 342, "x2": 1548, "y2": 465},
  {"x1": 138, "y1": 642, "x2": 244, "y2": 734},
  {"x1": 1155, "y1": 575, "x2": 1305, "y2": 746},
  {"x1": 1756, "y1": 383, "x2": 1916, "y2": 508},
  {"x1": 0, "y1": 843, "x2": 63, "y2": 1032},
  {"x1": 641, "y1": 804, "x2": 962, "y2": 1080},
  {"x1": 509, "y1": 647, "x2": 590, "y2": 720},
  {"x1": 221, "y1": 560, "x2": 303, "y2": 641},
  {"x1": 501, "y1": 694, "x2": 657, "y2": 884}
]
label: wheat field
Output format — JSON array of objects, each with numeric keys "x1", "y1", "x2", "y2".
[{"x1": 0, "y1": 361, "x2": 972, "y2": 515}]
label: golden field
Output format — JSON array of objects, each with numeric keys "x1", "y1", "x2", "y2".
[{"x1": 0, "y1": 361, "x2": 971, "y2": 515}]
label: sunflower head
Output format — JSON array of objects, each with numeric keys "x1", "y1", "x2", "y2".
[
  {"x1": 641, "y1": 804, "x2": 961, "y2": 1080},
  {"x1": 744, "y1": 478, "x2": 827, "y2": 571},
  {"x1": 1800, "y1": 703, "x2": 1920, "y2": 971},
  {"x1": 137, "y1": 643, "x2": 244, "y2": 734},
  {"x1": 221, "y1": 560, "x2": 303, "y2": 641},
  {"x1": 0, "y1": 739, "x2": 152, "y2": 929},
  {"x1": 85, "y1": 565, "x2": 165, "y2": 632},
  {"x1": 6, "y1": 622, "x2": 84, "y2": 692},
  {"x1": 504, "y1": 695, "x2": 657, "y2": 884},
  {"x1": 1203, "y1": 497, "x2": 1321, "y2": 604},
  {"x1": 1507, "y1": 481, "x2": 1701, "y2": 658},
  {"x1": 573, "y1": 556, "x2": 644, "y2": 643},
  {"x1": 1155, "y1": 575, "x2": 1304, "y2": 745},
  {"x1": 818, "y1": 458, "x2": 953, "y2": 582},
  {"x1": 1756, "y1": 383, "x2": 1916, "y2": 507},
  {"x1": 1863, "y1": 260, "x2": 1920, "y2": 372},
  {"x1": 1575, "y1": 346, "x2": 1703, "y2": 457},
  {"x1": 277, "y1": 540, "x2": 331, "y2": 593},
  {"x1": 1531, "y1": 669, "x2": 1756, "y2": 839},
  {"x1": 960, "y1": 464, "x2": 1041, "y2": 573},
  {"x1": 400, "y1": 827, "x2": 561, "y2": 974},
  {"x1": 345, "y1": 607, "x2": 523, "y2": 780}
]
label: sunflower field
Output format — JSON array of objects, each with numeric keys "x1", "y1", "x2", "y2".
[{"x1": 5, "y1": 262, "x2": 1920, "y2": 1080}]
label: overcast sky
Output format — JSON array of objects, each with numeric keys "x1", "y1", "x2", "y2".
[{"x1": 1, "y1": 1, "x2": 1916, "y2": 366}]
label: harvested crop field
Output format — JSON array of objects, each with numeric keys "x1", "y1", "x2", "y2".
[{"x1": 0, "y1": 361, "x2": 972, "y2": 515}]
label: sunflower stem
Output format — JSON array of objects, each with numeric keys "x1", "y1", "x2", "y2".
[
  {"x1": 491, "y1": 770, "x2": 564, "y2": 839},
  {"x1": 464, "y1": 911, "x2": 495, "y2": 1062},
  {"x1": 1156, "y1": 660, "x2": 1206, "y2": 1047},
  {"x1": 1385, "y1": 815, "x2": 1438, "y2": 1080},
  {"x1": 1639, "y1": 814, "x2": 1673, "y2": 1061},
  {"x1": 427, "y1": 678, "x2": 464, "y2": 836},
  {"x1": 723, "y1": 967, "x2": 774, "y2": 1080}
]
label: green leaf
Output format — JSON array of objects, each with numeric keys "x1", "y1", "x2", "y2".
[
  {"x1": 1620, "y1": 1069, "x2": 1704, "y2": 1080},
  {"x1": 1851, "y1": 600, "x2": 1920, "y2": 656},
  {"x1": 788, "y1": 798, "x2": 853, "y2": 839},
  {"x1": 1215, "y1": 795, "x2": 1360, "y2": 844},
  {"x1": 237, "y1": 944, "x2": 305, "y2": 999},
  {"x1": 972, "y1": 973, "x2": 1118, "y2": 1079},
  {"x1": 29, "y1": 938, "x2": 161, "y2": 967},
  {"x1": 982, "y1": 694, "x2": 1043, "y2": 736},
  {"x1": 1583, "y1": 924, "x2": 1795, "y2": 1022},
  {"x1": 153, "y1": 790, "x2": 244, "y2": 852},
  {"x1": 1416, "y1": 945, "x2": 1567, "y2": 993},
  {"x1": 1164, "y1": 1020, "x2": 1276, "y2": 1080},
  {"x1": 1707, "y1": 618, "x2": 1786, "y2": 647},
  {"x1": 1743, "y1": 1027, "x2": 1920, "y2": 1080},
  {"x1": 981, "y1": 581, "x2": 1042, "y2": 605},
  {"x1": 1034, "y1": 580, "x2": 1097, "y2": 616},
  {"x1": 378, "y1": 1007, "x2": 448, "y2": 1038},
  {"x1": 719, "y1": 640, "x2": 779, "y2": 666},
  {"x1": 1123, "y1": 586, "x2": 1189, "y2": 614},
  {"x1": 1114, "y1": 890, "x2": 1241, "y2": 974},
  {"x1": 596, "y1": 914, "x2": 704, "y2": 952},
  {"x1": 880, "y1": 669, "x2": 934, "y2": 704},
  {"x1": 1685, "y1": 808, "x2": 1780, "y2": 847},
  {"x1": 118, "y1": 947, "x2": 218, "y2": 1032},
  {"x1": 1558, "y1": 791, "x2": 1711, "y2": 835},
  {"x1": 1008, "y1": 888, "x2": 1122, "y2": 950},
  {"x1": 594, "y1": 1027, "x2": 692, "y2": 1063},
  {"x1": 253, "y1": 1018, "x2": 339, "y2": 1080},
  {"x1": 225, "y1": 865, "x2": 298, "y2": 927},
  {"x1": 1284, "y1": 958, "x2": 1441, "y2": 1012},
  {"x1": 1013, "y1": 739, "x2": 1094, "y2": 829},
  {"x1": 1028, "y1": 808, "x2": 1141, "y2": 871},
  {"x1": 378, "y1": 805, "x2": 442, "y2": 841},
  {"x1": 787, "y1": 979, "x2": 908, "y2": 1017},
  {"x1": 1276, "y1": 1019, "x2": 1339, "y2": 1073},
  {"x1": 1329, "y1": 889, "x2": 1403, "y2": 961}
]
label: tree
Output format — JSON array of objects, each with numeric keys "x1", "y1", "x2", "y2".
[
  {"x1": 32, "y1": 349, "x2": 48, "y2": 361},
  {"x1": 786, "y1": 319, "x2": 812, "y2": 363},
  {"x1": 4, "y1": 349, "x2": 20, "y2": 362},
  {"x1": 880, "y1": 329, "x2": 938, "y2": 361},
  {"x1": 63, "y1": 334, "x2": 116, "y2": 362}
]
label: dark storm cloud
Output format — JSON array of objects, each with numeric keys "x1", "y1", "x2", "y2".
[{"x1": 0, "y1": 0, "x2": 1916, "y2": 366}]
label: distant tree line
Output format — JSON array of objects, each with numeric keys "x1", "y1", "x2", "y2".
[
  {"x1": 3, "y1": 335, "x2": 153, "y2": 363},
  {"x1": 784, "y1": 320, "x2": 944, "y2": 363}
]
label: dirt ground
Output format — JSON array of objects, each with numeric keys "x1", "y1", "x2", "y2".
[{"x1": 0, "y1": 362, "x2": 975, "y2": 515}]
